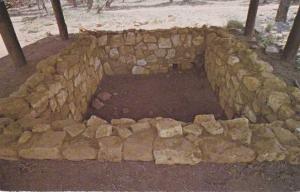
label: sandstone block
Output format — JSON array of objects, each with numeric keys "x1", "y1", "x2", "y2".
[
  {"x1": 130, "y1": 121, "x2": 152, "y2": 133},
  {"x1": 96, "y1": 124, "x2": 113, "y2": 138},
  {"x1": 62, "y1": 140, "x2": 97, "y2": 161},
  {"x1": 153, "y1": 137, "x2": 201, "y2": 165},
  {"x1": 32, "y1": 123, "x2": 51, "y2": 133},
  {"x1": 194, "y1": 114, "x2": 224, "y2": 135},
  {"x1": 86, "y1": 115, "x2": 108, "y2": 127},
  {"x1": 267, "y1": 91, "x2": 291, "y2": 112},
  {"x1": 111, "y1": 118, "x2": 136, "y2": 125},
  {"x1": 155, "y1": 118, "x2": 183, "y2": 138},
  {"x1": 123, "y1": 130, "x2": 155, "y2": 161},
  {"x1": 243, "y1": 76, "x2": 261, "y2": 91},
  {"x1": 183, "y1": 124, "x2": 203, "y2": 136},
  {"x1": 158, "y1": 37, "x2": 172, "y2": 49},
  {"x1": 115, "y1": 126, "x2": 132, "y2": 139},
  {"x1": 98, "y1": 136, "x2": 123, "y2": 162},
  {"x1": 18, "y1": 131, "x2": 32, "y2": 144},
  {"x1": 64, "y1": 123, "x2": 86, "y2": 137}
]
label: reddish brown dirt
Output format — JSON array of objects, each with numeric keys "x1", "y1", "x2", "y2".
[
  {"x1": 0, "y1": 160, "x2": 299, "y2": 191},
  {"x1": 0, "y1": 35, "x2": 74, "y2": 98},
  {"x1": 86, "y1": 70, "x2": 226, "y2": 122}
]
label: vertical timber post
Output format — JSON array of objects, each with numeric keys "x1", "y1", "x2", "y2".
[
  {"x1": 0, "y1": 0, "x2": 26, "y2": 67},
  {"x1": 282, "y1": 5, "x2": 300, "y2": 61},
  {"x1": 244, "y1": 0, "x2": 259, "y2": 37},
  {"x1": 50, "y1": 0, "x2": 69, "y2": 40}
]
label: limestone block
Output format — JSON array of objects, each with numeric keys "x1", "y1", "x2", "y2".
[
  {"x1": 197, "y1": 136, "x2": 256, "y2": 163},
  {"x1": 132, "y1": 66, "x2": 150, "y2": 75},
  {"x1": 221, "y1": 118, "x2": 252, "y2": 144},
  {"x1": 18, "y1": 131, "x2": 32, "y2": 144},
  {"x1": 183, "y1": 124, "x2": 203, "y2": 136},
  {"x1": 87, "y1": 115, "x2": 108, "y2": 127},
  {"x1": 130, "y1": 121, "x2": 152, "y2": 133},
  {"x1": 96, "y1": 124, "x2": 113, "y2": 138},
  {"x1": 64, "y1": 123, "x2": 86, "y2": 137},
  {"x1": 98, "y1": 35, "x2": 108, "y2": 46},
  {"x1": 111, "y1": 118, "x2": 136, "y2": 125},
  {"x1": 115, "y1": 126, "x2": 132, "y2": 139},
  {"x1": 153, "y1": 137, "x2": 202, "y2": 165},
  {"x1": 243, "y1": 76, "x2": 261, "y2": 91},
  {"x1": 32, "y1": 123, "x2": 51, "y2": 133},
  {"x1": 166, "y1": 49, "x2": 176, "y2": 59},
  {"x1": 158, "y1": 37, "x2": 172, "y2": 49},
  {"x1": 267, "y1": 92, "x2": 291, "y2": 112},
  {"x1": 98, "y1": 136, "x2": 123, "y2": 162},
  {"x1": 155, "y1": 118, "x2": 183, "y2": 138},
  {"x1": 194, "y1": 114, "x2": 224, "y2": 135},
  {"x1": 51, "y1": 119, "x2": 78, "y2": 131},
  {"x1": 19, "y1": 131, "x2": 66, "y2": 159},
  {"x1": 62, "y1": 139, "x2": 97, "y2": 160},
  {"x1": 171, "y1": 34, "x2": 181, "y2": 47},
  {"x1": 123, "y1": 130, "x2": 155, "y2": 161}
]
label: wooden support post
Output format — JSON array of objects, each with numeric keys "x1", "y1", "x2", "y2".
[
  {"x1": 50, "y1": 0, "x2": 69, "y2": 40},
  {"x1": 244, "y1": 0, "x2": 259, "y2": 37},
  {"x1": 0, "y1": 1, "x2": 26, "y2": 67},
  {"x1": 282, "y1": 5, "x2": 300, "y2": 61}
]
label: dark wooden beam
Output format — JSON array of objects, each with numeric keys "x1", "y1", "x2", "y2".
[
  {"x1": 50, "y1": 0, "x2": 69, "y2": 40},
  {"x1": 0, "y1": 1, "x2": 26, "y2": 67},
  {"x1": 244, "y1": 0, "x2": 259, "y2": 37},
  {"x1": 282, "y1": 5, "x2": 300, "y2": 61}
]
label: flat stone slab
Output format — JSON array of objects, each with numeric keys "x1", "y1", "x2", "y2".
[
  {"x1": 153, "y1": 137, "x2": 202, "y2": 165},
  {"x1": 62, "y1": 139, "x2": 97, "y2": 161},
  {"x1": 98, "y1": 136, "x2": 123, "y2": 162},
  {"x1": 155, "y1": 118, "x2": 183, "y2": 138},
  {"x1": 123, "y1": 130, "x2": 155, "y2": 161}
]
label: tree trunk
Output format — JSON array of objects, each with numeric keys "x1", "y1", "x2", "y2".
[
  {"x1": 0, "y1": 1, "x2": 26, "y2": 67},
  {"x1": 50, "y1": 0, "x2": 69, "y2": 40},
  {"x1": 244, "y1": 0, "x2": 259, "y2": 37},
  {"x1": 282, "y1": 5, "x2": 300, "y2": 61},
  {"x1": 275, "y1": 0, "x2": 291, "y2": 22}
]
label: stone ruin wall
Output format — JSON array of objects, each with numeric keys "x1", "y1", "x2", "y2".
[{"x1": 0, "y1": 27, "x2": 300, "y2": 164}]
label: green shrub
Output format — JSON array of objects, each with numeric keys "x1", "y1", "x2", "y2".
[{"x1": 226, "y1": 20, "x2": 244, "y2": 29}]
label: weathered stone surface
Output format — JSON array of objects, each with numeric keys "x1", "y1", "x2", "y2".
[
  {"x1": 136, "y1": 59, "x2": 147, "y2": 66},
  {"x1": 192, "y1": 35, "x2": 204, "y2": 46},
  {"x1": 18, "y1": 131, "x2": 32, "y2": 144},
  {"x1": 32, "y1": 123, "x2": 51, "y2": 133},
  {"x1": 143, "y1": 34, "x2": 157, "y2": 43},
  {"x1": 0, "y1": 97, "x2": 30, "y2": 119},
  {"x1": 96, "y1": 124, "x2": 113, "y2": 138},
  {"x1": 153, "y1": 137, "x2": 201, "y2": 165},
  {"x1": 0, "y1": 146, "x2": 18, "y2": 160},
  {"x1": 64, "y1": 123, "x2": 86, "y2": 137},
  {"x1": 115, "y1": 126, "x2": 132, "y2": 139},
  {"x1": 125, "y1": 32, "x2": 136, "y2": 45},
  {"x1": 253, "y1": 137, "x2": 286, "y2": 162},
  {"x1": 123, "y1": 130, "x2": 155, "y2": 161},
  {"x1": 86, "y1": 115, "x2": 108, "y2": 127},
  {"x1": 0, "y1": 118, "x2": 13, "y2": 127},
  {"x1": 221, "y1": 118, "x2": 252, "y2": 144},
  {"x1": 98, "y1": 35, "x2": 108, "y2": 46},
  {"x1": 155, "y1": 118, "x2": 183, "y2": 138},
  {"x1": 183, "y1": 124, "x2": 203, "y2": 136},
  {"x1": 194, "y1": 114, "x2": 224, "y2": 135},
  {"x1": 287, "y1": 146, "x2": 300, "y2": 165},
  {"x1": 98, "y1": 136, "x2": 123, "y2": 162},
  {"x1": 62, "y1": 139, "x2": 97, "y2": 161},
  {"x1": 19, "y1": 131, "x2": 66, "y2": 159},
  {"x1": 103, "y1": 62, "x2": 114, "y2": 75},
  {"x1": 271, "y1": 126, "x2": 299, "y2": 146},
  {"x1": 109, "y1": 48, "x2": 119, "y2": 59},
  {"x1": 285, "y1": 119, "x2": 300, "y2": 131},
  {"x1": 197, "y1": 136, "x2": 256, "y2": 163},
  {"x1": 51, "y1": 119, "x2": 77, "y2": 131},
  {"x1": 92, "y1": 98, "x2": 105, "y2": 110},
  {"x1": 227, "y1": 56, "x2": 240, "y2": 65},
  {"x1": 130, "y1": 121, "x2": 152, "y2": 133},
  {"x1": 158, "y1": 37, "x2": 172, "y2": 48},
  {"x1": 243, "y1": 76, "x2": 261, "y2": 91},
  {"x1": 110, "y1": 34, "x2": 124, "y2": 47},
  {"x1": 3, "y1": 122, "x2": 23, "y2": 137},
  {"x1": 267, "y1": 92, "x2": 291, "y2": 112},
  {"x1": 132, "y1": 66, "x2": 150, "y2": 75},
  {"x1": 111, "y1": 118, "x2": 136, "y2": 125}
]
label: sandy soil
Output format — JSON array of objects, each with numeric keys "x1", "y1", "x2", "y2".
[
  {"x1": 86, "y1": 70, "x2": 226, "y2": 122},
  {"x1": 0, "y1": 0, "x2": 299, "y2": 58}
]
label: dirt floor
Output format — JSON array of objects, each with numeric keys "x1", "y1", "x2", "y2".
[
  {"x1": 0, "y1": 160, "x2": 299, "y2": 191},
  {"x1": 86, "y1": 70, "x2": 226, "y2": 122},
  {"x1": 0, "y1": 35, "x2": 74, "y2": 98}
]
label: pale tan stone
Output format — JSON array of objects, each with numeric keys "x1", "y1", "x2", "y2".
[
  {"x1": 3, "y1": 122, "x2": 23, "y2": 137},
  {"x1": 285, "y1": 119, "x2": 300, "y2": 131},
  {"x1": 130, "y1": 121, "x2": 152, "y2": 133},
  {"x1": 243, "y1": 76, "x2": 261, "y2": 91},
  {"x1": 143, "y1": 34, "x2": 157, "y2": 43},
  {"x1": 153, "y1": 137, "x2": 202, "y2": 165},
  {"x1": 253, "y1": 137, "x2": 286, "y2": 162},
  {"x1": 98, "y1": 35, "x2": 108, "y2": 46},
  {"x1": 86, "y1": 115, "x2": 108, "y2": 127},
  {"x1": 0, "y1": 97, "x2": 30, "y2": 119},
  {"x1": 158, "y1": 37, "x2": 172, "y2": 48},
  {"x1": 221, "y1": 118, "x2": 252, "y2": 145},
  {"x1": 18, "y1": 131, "x2": 32, "y2": 144},
  {"x1": 155, "y1": 118, "x2": 183, "y2": 138},
  {"x1": 62, "y1": 140, "x2": 97, "y2": 161},
  {"x1": 103, "y1": 62, "x2": 114, "y2": 75},
  {"x1": 197, "y1": 136, "x2": 256, "y2": 163},
  {"x1": 132, "y1": 66, "x2": 150, "y2": 75},
  {"x1": 267, "y1": 91, "x2": 291, "y2": 112},
  {"x1": 183, "y1": 124, "x2": 203, "y2": 136},
  {"x1": 192, "y1": 35, "x2": 204, "y2": 46},
  {"x1": 32, "y1": 123, "x2": 51, "y2": 133},
  {"x1": 110, "y1": 34, "x2": 124, "y2": 47},
  {"x1": 96, "y1": 124, "x2": 113, "y2": 138},
  {"x1": 111, "y1": 118, "x2": 136, "y2": 125},
  {"x1": 98, "y1": 136, "x2": 123, "y2": 162},
  {"x1": 0, "y1": 146, "x2": 18, "y2": 160},
  {"x1": 125, "y1": 32, "x2": 136, "y2": 45},
  {"x1": 123, "y1": 130, "x2": 155, "y2": 161},
  {"x1": 271, "y1": 126, "x2": 299, "y2": 146},
  {"x1": 19, "y1": 131, "x2": 66, "y2": 159},
  {"x1": 64, "y1": 123, "x2": 86, "y2": 137},
  {"x1": 51, "y1": 119, "x2": 77, "y2": 131},
  {"x1": 194, "y1": 114, "x2": 224, "y2": 135},
  {"x1": 115, "y1": 126, "x2": 132, "y2": 139}
]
